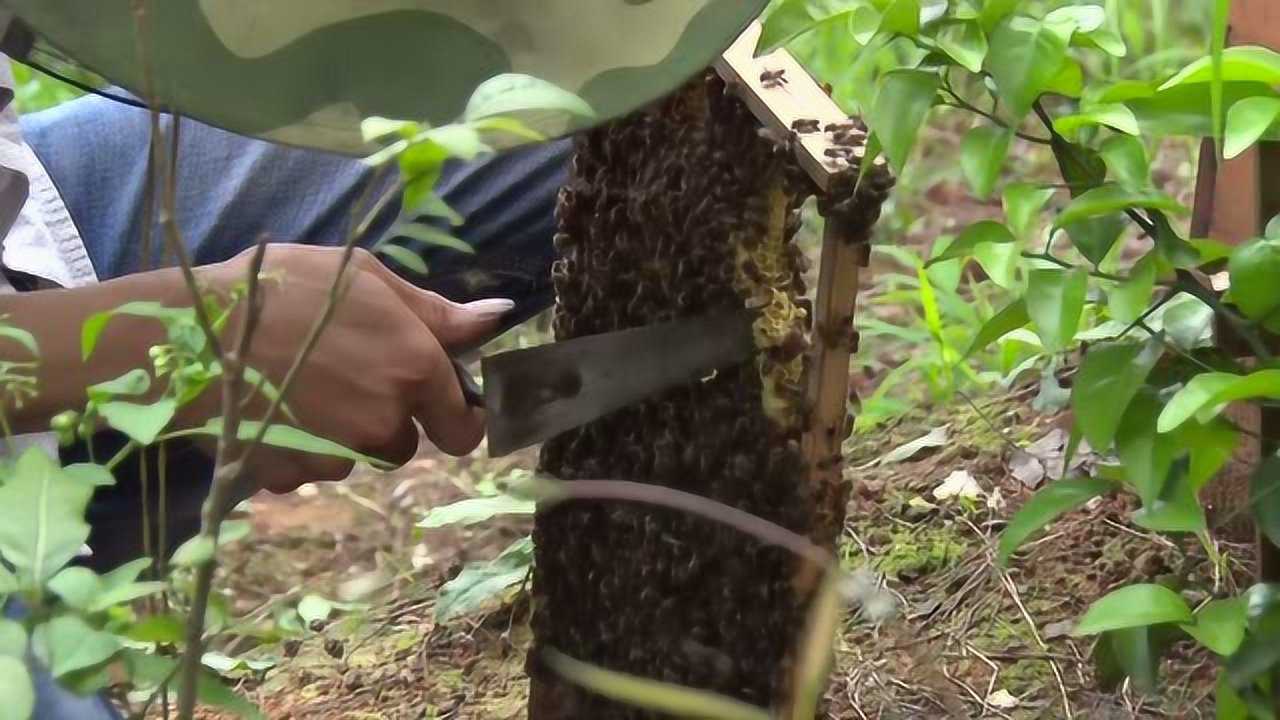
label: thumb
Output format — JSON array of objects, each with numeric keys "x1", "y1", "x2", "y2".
[{"x1": 370, "y1": 259, "x2": 514, "y2": 349}]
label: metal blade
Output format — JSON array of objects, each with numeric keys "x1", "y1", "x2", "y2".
[{"x1": 483, "y1": 309, "x2": 756, "y2": 457}]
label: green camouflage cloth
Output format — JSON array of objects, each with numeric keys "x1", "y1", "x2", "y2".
[{"x1": 2, "y1": 0, "x2": 767, "y2": 154}]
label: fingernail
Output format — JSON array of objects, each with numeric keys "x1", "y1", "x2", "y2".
[{"x1": 463, "y1": 298, "x2": 516, "y2": 318}]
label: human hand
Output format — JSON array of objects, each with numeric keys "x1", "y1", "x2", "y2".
[{"x1": 199, "y1": 244, "x2": 510, "y2": 493}]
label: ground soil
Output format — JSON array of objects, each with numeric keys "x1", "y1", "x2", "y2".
[
  {"x1": 168, "y1": 122, "x2": 1236, "y2": 720},
  {"x1": 172, "y1": 381, "x2": 1253, "y2": 720}
]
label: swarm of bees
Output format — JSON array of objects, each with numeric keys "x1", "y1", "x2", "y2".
[{"x1": 529, "y1": 73, "x2": 891, "y2": 719}]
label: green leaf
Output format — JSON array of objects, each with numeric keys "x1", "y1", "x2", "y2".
[
  {"x1": 437, "y1": 537, "x2": 533, "y2": 622},
  {"x1": 879, "y1": 0, "x2": 921, "y2": 37},
  {"x1": 937, "y1": 19, "x2": 988, "y2": 73},
  {"x1": 1025, "y1": 268, "x2": 1087, "y2": 353},
  {"x1": 758, "y1": 0, "x2": 833, "y2": 53},
  {"x1": 1229, "y1": 237, "x2": 1280, "y2": 329},
  {"x1": 420, "y1": 125, "x2": 489, "y2": 161},
  {"x1": 543, "y1": 649, "x2": 772, "y2": 720},
  {"x1": 47, "y1": 566, "x2": 99, "y2": 611},
  {"x1": 0, "y1": 620, "x2": 25, "y2": 658},
  {"x1": 1098, "y1": 135, "x2": 1150, "y2": 190},
  {"x1": 90, "y1": 580, "x2": 165, "y2": 613},
  {"x1": 1073, "y1": 338, "x2": 1163, "y2": 451},
  {"x1": 196, "y1": 669, "x2": 266, "y2": 720},
  {"x1": 0, "y1": 657, "x2": 34, "y2": 720},
  {"x1": 1075, "y1": 584, "x2": 1193, "y2": 635},
  {"x1": 0, "y1": 448, "x2": 93, "y2": 586},
  {"x1": 98, "y1": 399, "x2": 177, "y2": 446},
  {"x1": 398, "y1": 138, "x2": 449, "y2": 179},
  {"x1": 979, "y1": 0, "x2": 1018, "y2": 32},
  {"x1": 986, "y1": 15, "x2": 1070, "y2": 119},
  {"x1": 87, "y1": 369, "x2": 151, "y2": 403},
  {"x1": 0, "y1": 325, "x2": 38, "y2": 358},
  {"x1": 1075, "y1": 26, "x2": 1127, "y2": 58},
  {"x1": 124, "y1": 614, "x2": 186, "y2": 644},
  {"x1": 1108, "y1": 254, "x2": 1156, "y2": 324},
  {"x1": 1054, "y1": 104, "x2": 1140, "y2": 138},
  {"x1": 1003, "y1": 183, "x2": 1056, "y2": 240},
  {"x1": 1043, "y1": 4, "x2": 1106, "y2": 35},
  {"x1": 1097, "y1": 625, "x2": 1167, "y2": 694},
  {"x1": 419, "y1": 495, "x2": 537, "y2": 529},
  {"x1": 463, "y1": 74, "x2": 595, "y2": 123},
  {"x1": 1044, "y1": 59, "x2": 1084, "y2": 99},
  {"x1": 869, "y1": 69, "x2": 940, "y2": 173},
  {"x1": 1182, "y1": 598, "x2": 1247, "y2": 656},
  {"x1": 31, "y1": 615, "x2": 120, "y2": 679},
  {"x1": 849, "y1": 5, "x2": 882, "y2": 45},
  {"x1": 171, "y1": 521, "x2": 251, "y2": 568},
  {"x1": 1159, "y1": 370, "x2": 1280, "y2": 433},
  {"x1": 997, "y1": 476, "x2": 1114, "y2": 565},
  {"x1": 926, "y1": 221, "x2": 1014, "y2": 265},
  {"x1": 191, "y1": 419, "x2": 386, "y2": 468},
  {"x1": 1251, "y1": 455, "x2": 1280, "y2": 551},
  {"x1": 297, "y1": 594, "x2": 334, "y2": 626},
  {"x1": 973, "y1": 239, "x2": 1020, "y2": 289},
  {"x1": 1225, "y1": 97, "x2": 1280, "y2": 159},
  {"x1": 360, "y1": 116, "x2": 416, "y2": 143},
  {"x1": 1153, "y1": 294, "x2": 1214, "y2": 351},
  {"x1": 170, "y1": 535, "x2": 215, "y2": 568},
  {"x1": 63, "y1": 463, "x2": 115, "y2": 488},
  {"x1": 1053, "y1": 184, "x2": 1189, "y2": 229},
  {"x1": 46, "y1": 550, "x2": 162, "y2": 607},
  {"x1": 1184, "y1": 419, "x2": 1239, "y2": 493},
  {"x1": 965, "y1": 299, "x2": 1029, "y2": 357},
  {"x1": 1117, "y1": 390, "x2": 1178, "y2": 504},
  {"x1": 960, "y1": 126, "x2": 1011, "y2": 199},
  {"x1": 413, "y1": 192, "x2": 464, "y2": 226},
  {"x1": 471, "y1": 116, "x2": 548, "y2": 145},
  {"x1": 1217, "y1": 669, "x2": 1249, "y2": 720},
  {"x1": 1161, "y1": 46, "x2": 1280, "y2": 91},
  {"x1": 1132, "y1": 457, "x2": 1206, "y2": 533},
  {"x1": 81, "y1": 302, "x2": 186, "y2": 361},
  {"x1": 392, "y1": 222, "x2": 475, "y2": 254},
  {"x1": 375, "y1": 243, "x2": 429, "y2": 276},
  {"x1": 1225, "y1": 626, "x2": 1280, "y2": 691}
]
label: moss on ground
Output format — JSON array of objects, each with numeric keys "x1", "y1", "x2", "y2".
[{"x1": 873, "y1": 524, "x2": 969, "y2": 580}]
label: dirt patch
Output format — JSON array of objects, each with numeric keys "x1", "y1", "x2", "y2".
[{"x1": 176, "y1": 389, "x2": 1255, "y2": 720}]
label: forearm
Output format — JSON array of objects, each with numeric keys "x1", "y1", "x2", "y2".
[{"x1": 0, "y1": 266, "x2": 203, "y2": 435}]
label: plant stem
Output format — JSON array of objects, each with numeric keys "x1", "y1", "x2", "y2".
[
  {"x1": 939, "y1": 86, "x2": 1052, "y2": 145},
  {"x1": 1020, "y1": 251, "x2": 1127, "y2": 282},
  {"x1": 105, "y1": 440, "x2": 139, "y2": 472}
]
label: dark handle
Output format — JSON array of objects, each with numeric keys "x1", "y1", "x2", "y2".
[{"x1": 450, "y1": 358, "x2": 485, "y2": 408}]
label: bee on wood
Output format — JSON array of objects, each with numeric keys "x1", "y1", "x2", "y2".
[
  {"x1": 760, "y1": 68, "x2": 788, "y2": 88},
  {"x1": 791, "y1": 118, "x2": 821, "y2": 134}
]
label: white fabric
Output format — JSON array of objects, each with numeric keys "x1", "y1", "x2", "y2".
[
  {"x1": 0, "y1": 56, "x2": 94, "y2": 460},
  {"x1": 0, "y1": 58, "x2": 95, "y2": 288}
]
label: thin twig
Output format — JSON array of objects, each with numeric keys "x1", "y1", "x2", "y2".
[
  {"x1": 1021, "y1": 251, "x2": 1127, "y2": 283},
  {"x1": 175, "y1": 239, "x2": 267, "y2": 715},
  {"x1": 939, "y1": 82, "x2": 1051, "y2": 145},
  {"x1": 1000, "y1": 572, "x2": 1074, "y2": 720}
]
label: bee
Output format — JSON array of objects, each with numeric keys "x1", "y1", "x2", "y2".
[
  {"x1": 791, "y1": 118, "x2": 821, "y2": 134},
  {"x1": 760, "y1": 68, "x2": 788, "y2": 88}
]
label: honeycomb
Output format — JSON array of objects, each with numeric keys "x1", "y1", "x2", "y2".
[{"x1": 529, "y1": 73, "x2": 890, "y2": 718}]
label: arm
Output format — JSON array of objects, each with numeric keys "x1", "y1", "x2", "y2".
[{"x1": 0, "y1": 244, "x2": 511, "y2": 491}]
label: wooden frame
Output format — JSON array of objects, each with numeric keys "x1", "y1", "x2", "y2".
[
  {"x1": 715, "y1": 23, "x2": 882, "y2": 544},
  {"x1": 1193, "y1": 0, "x2": 1280, "y2": 580}
]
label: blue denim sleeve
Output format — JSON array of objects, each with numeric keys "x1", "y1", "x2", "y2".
[
  {"x1": 18, "y1": 97, "x2": 568, "y2": 564},
  {"x1": 21, "y1": 93, "x2": 568, "y2": 330}
]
